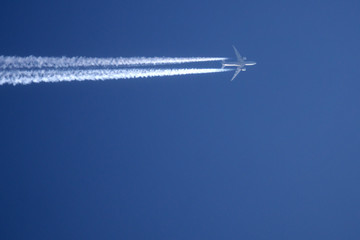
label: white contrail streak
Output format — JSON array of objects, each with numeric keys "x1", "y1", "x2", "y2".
[
  {"x1": 0, "y1": 68, "x2": 231, "y2": 85},
  {"x1": 0, "y1": 56, "x2": 228, "y2": 69}
]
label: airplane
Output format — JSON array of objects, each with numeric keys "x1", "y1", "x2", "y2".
[{"x1": 222, "y1": 46, "x2": 256, "y2": 81}]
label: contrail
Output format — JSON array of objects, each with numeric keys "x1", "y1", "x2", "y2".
[
  {"x1": 0, "y1": 56, "x2": 228, "y2": 69},
  {"x1": 0, "y1": 68, "x2": 231, "y2": 85}
]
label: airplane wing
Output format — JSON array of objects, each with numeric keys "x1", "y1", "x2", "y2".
[
  {"x1": 230, "y1": 68, "x2": 241, "y2": 81},
  {"x1": 232, "y1": 45, "x2": 244, "y2": 63}
]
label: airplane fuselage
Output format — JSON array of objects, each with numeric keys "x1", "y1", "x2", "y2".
[{"x1": 222, "y1": 61, "x2": 256, "y2": 68}]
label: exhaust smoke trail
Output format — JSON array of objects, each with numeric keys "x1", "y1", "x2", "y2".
[
  {"x1": 0, "y1": 68, "x2": 231, "y2": 85},
  {"x1": 0, "y1": 56, "x2": 228, "y2": 69}
]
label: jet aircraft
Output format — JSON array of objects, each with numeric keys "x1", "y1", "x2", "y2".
[{"x1": 222, "y1": 46, "x2": 256, "y2": 81}]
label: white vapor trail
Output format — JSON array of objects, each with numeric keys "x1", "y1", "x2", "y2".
[
  {"x1": 0, "y1": 68, "x2": 231, "y2": 85},
  {"x1": 0, "y1": 56, "x2": 228, "y2": 69}
]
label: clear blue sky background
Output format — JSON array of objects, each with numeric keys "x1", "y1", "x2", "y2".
[{"x1": 1, "y1": 0, "x2": 360, "y2": 239}]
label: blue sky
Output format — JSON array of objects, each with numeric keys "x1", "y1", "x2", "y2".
[{"x1": 1, "y1": 0, "x2": 360, "y2": 239}]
